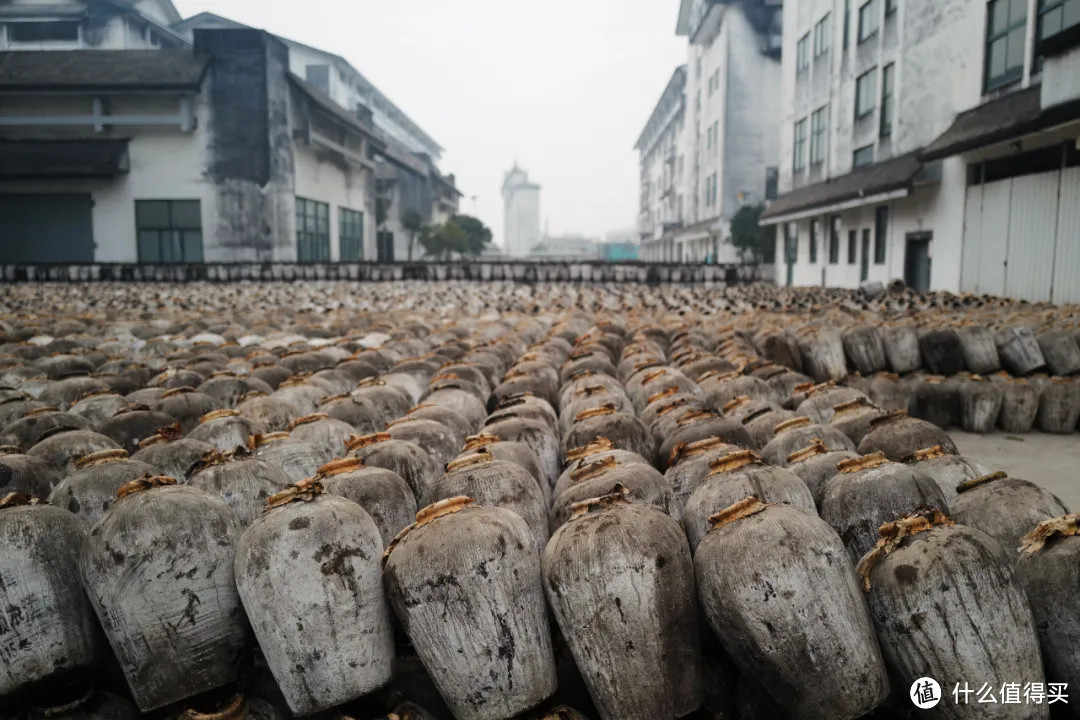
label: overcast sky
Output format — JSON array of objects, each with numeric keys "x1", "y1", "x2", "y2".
[{"x1": 173, "y1": 0, "x2": 687, "y2": 248}]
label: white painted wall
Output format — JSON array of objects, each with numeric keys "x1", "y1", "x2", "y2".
[
  {"x1": 0, "y1": 91, "x2": 215, "y2": 262},
  {"x1": 293, "y1": 145, "x2": 374, "y2": 261}
]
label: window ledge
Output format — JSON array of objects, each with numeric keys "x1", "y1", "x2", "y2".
[{"x1": 858, "y1": 31, "x2": 879, "y2": 45}]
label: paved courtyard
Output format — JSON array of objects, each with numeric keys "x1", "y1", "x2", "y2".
[{"x1": 951, "y1": 431, "x2": 1080, "y2": 511}]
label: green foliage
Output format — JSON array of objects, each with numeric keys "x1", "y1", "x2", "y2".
[
  {"x1": 730, "y1": 203, "x2": 774, "y2": 263},
  {"x1": 419, "y1": 220, "x2": 469, "y2": 259},
  {"x1": 451, "y1": 214, "x2": 493, "y2": 257}
]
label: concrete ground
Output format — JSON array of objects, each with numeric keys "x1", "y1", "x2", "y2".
[{"x1": 951, "y1": 430, "x2": 1080, "y2": 510}]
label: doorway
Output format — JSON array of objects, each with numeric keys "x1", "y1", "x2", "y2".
[
  {"x1": 904, "y1": 231, "x2": 932, "y2": 291},
  {"x1": 860, "y1": 229, "x2": 870, "y2": 282}
]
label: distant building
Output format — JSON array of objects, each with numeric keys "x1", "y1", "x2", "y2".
[
  {"x1": 501, "y1": 164, "x2": 541, "y2": 257},
  {"x1": 761, "y1": 0, "x2": 1080, "y2": 304},
  {"x1": 635, "y1": 0, "x2": 783, "y2": 264},
  {"x1": 527, "y1": 234, "x2": 600, "y2": 261}
]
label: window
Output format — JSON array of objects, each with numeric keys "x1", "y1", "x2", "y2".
[
  {"x1": 844, "y1": 0, "x2": 852, "y2": 48},
  {"x1": 810, "y1": 105, "x2": 829, "y2": 165},
  {"x1": 809, "y1": 220, "x2": 819, "y2": 263},
  {"x1": 985, "y1": 0, "x2": 1028, "y2": 91},
  {"x1": 797, "y1": 33, "x2": 811, "y2": 71},
  {"x1": 7, "y1": 21, "x2": 80, "y2": 44},
  {"x1": 296, "y1": 197, "x2": 330, "y2": 262},
  {"x1": 340, "y1": 208, "x2": 364, "y2": 260},
  {"x1": 793, "y1": 118, "x2": 808, "y2": 171},
  {"x1": 874, "y1": 206, "x2": 889, "y2": 263},
  {"x1": 829, "y1": 216, "x2": 841, "y2": 264},
  {"x1": 886, "y1": 0, "x2": 899, "y2": 14},
  {"x1": 853, "y1": 144, "x2": 875, "y2": 167},
  {"x1": 765, "y1": 167, "x2": 779, "y2": 200},
  {"x1": 696, "y1": 56, "x2": 702, "y2": 77},
  {"x1": 848, "y1": 229, "x2": 857, "y2": 264},
  {"x1": 855, "y1": 67, "x2": 877, "y2": 118},
  {"x1": 880, "y1": 63, "x2": 895, "y2": 137},
  {"x1": 785, "y1": 223, "x2": 799, "y2": 263},
  {"x1": 1037, "y1": 0, "x2": 1080, "y2": 42},
  {"x1": 813, "y1": 14, "x2": 831, "y2": 58},
  {"x1": 712, "y1": 121, "x2": 719, "y2": 154},
  {"x1": 136, "y1": 200, "x2": 203, "y2": 263},
  {"x1": 858, "y1": 0, "x2": 880, "y2": 42},
  {"x1": 710, "y1": 172, "x2": 719, "y2": 207}
]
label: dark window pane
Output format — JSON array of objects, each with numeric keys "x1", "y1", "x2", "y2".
[
  {"x1": 182, "y1": 231, "x2": 204, "y2": 262},
  {"x1": 848, "y1": 230, "x2": 857, "y2": 264},
  {"x1": 1006, "y1": 26, "x2": 1026, "y2": 69},
  {"x1": 9, "y1": 21, "x2": 79, "y2": 42},
  {"x1": 171, "y1": 201, "x2": 201, "y2": 230},
  {"x1": 1066, "y1": 0, "x2": 1080, "y2": 28},
  {"x1": 989, "y1": 38, "x2": 1007, "y2": 79},
  {"x1": 138, "y1": 231, "x2": 160, "y2": 262},
  {"x1": 992, "y1": 0, "x2": 1008, "y2": 33},
  {"x1": 136, "y1": 200, "x2": 169, "y2": 228},
  {"x1": 1010, "y1": 0, "x2": 1027, "y2": 23}
]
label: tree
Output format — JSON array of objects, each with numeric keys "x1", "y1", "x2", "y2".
[
  {"x1": 451, "y1": 214, "x2": 493, "y2": 257},
  {"x1": 419, "y1": 219, "x2": 469, "y2": 259},
  {"x1": 402, "y1": 209, "x2": 424, "y2": 261},
  {"x1": 729, "y1": 203, "x2": 774, "y2": 264}
]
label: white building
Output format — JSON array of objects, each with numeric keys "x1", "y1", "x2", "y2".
[
  {"x1": 763, "y1": 0, "x2": 1080, "y2": 303},
  {"x1": 526, "y1": 234, "x2": 601, "y2": 261},
  {"x1": 637, "y1": 0, "x2": 783, "y2": 264},
  {"x1": 173, "y1": 13, "x2": 460, "y2": 262},
  {"x1": 501, "y1": 164, "x2": 541, "y2": 257},
  {"x1": 0, "y1": 0, "x2": 185, "y2": 51},
  {"x1": 0, "y1": 3, "x2": 459, "y2": 265}
]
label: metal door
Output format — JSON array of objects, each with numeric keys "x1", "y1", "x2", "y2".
[
  {"x1": 1052, "y1": 167, "x2": 1080, "y2": 304},
  {"x1": 904, "y1": 232, "x2": 932, "y2": 291},
  {"x1": 0, "y1": 193, "x2": 94, "y2": 262},
  {"x1": 1005, "y1": 171, "x2": 1059, "y2": 302},
  {"x1": 976, "y1": 179, "x2": 1011, "y2": 296},
  {"x1": 860, "y1": 229, "x2": 870, "y2": 282}
]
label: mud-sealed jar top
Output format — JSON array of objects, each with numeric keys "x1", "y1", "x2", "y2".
[
  {"x1": 707, "y1": 496, "x2": 768, "y2": 531},
  {"x1": 75, "y1": 448, "x2": 129, "y2": 470},
  {"x1": 117, "y1": 474, "x2": 177, "y2": 499}
]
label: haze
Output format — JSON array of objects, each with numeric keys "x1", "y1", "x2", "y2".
[{"x1": 173, "y1": 0, "x2": 685, "y2": 247}]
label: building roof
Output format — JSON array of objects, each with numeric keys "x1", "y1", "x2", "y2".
[
  {"x1": 287, "y1": 73, "x2": 383, "y2": 145},
  {"x1": 0, "y1": 50, "x2": 208, "y2": 92},
  {"x1": 760, "y1": 151, "x2": 923, "y2": 222},
  {"x1": 920, "y1": 85, "x2": 1080, "y2": 161},
  {"x1": 634, "y1": 65, "x2": 687, "y2": 153},
  {"x1": 171, "y1": 12, "x2": 443, "y2": 157},
  {"x1": 0, "y1": 139, "x2": 129, "y2": 178}
]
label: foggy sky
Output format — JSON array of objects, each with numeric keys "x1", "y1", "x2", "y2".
[{"x1": 173, "y1": 0, "x2": 686, "y2": 248}]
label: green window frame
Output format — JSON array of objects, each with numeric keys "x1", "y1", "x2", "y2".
[
  {"x1": 853, "y1": 144, "x2": 875, "y2": 168},
  {"x1": 848, "y1": 229, "x2": 857, "y2": 264},
  {"x1": 858, "y1": 0, "x2": 880, "y2": 42},
  {"x1": 886, "y1": 0, "x2": 899, "y2": 15},
  {"x1": 1037, "y1": 0, "x2": 1080, "y2": 41},
  {"x1": 793, "y1": 117, "x2": 808, "y2": 172},
  {"x1": 136, "y1": 199, "x2": 203, "y2": 263},
  {"x1": 880, "y1": 63, "x2": 895, "y2": 137},
  {"x1": 855, "y1": 67, "x2": 877, "y2": 118},
  {"x1": 339, "y1": 207, "x2": 364, "y2": 261},
  {"x1": 296, "y1": 197, "x2": 330, "y2": 262},
  {"x1": 813, "y1": 13, "x2": 831, "y2": 58},
  {"x1": 809, "y1": 219, "x2": 819, "y2": 264},
  {"x1": 810, "y1": 105, "x2": 829, "y2": 165},
  {"x1": 985, "y1": 0, "x2": 1028, "y2": 92},
  {"x1": 797, "y1": 33, "x2": 811, "y2": 71}
]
